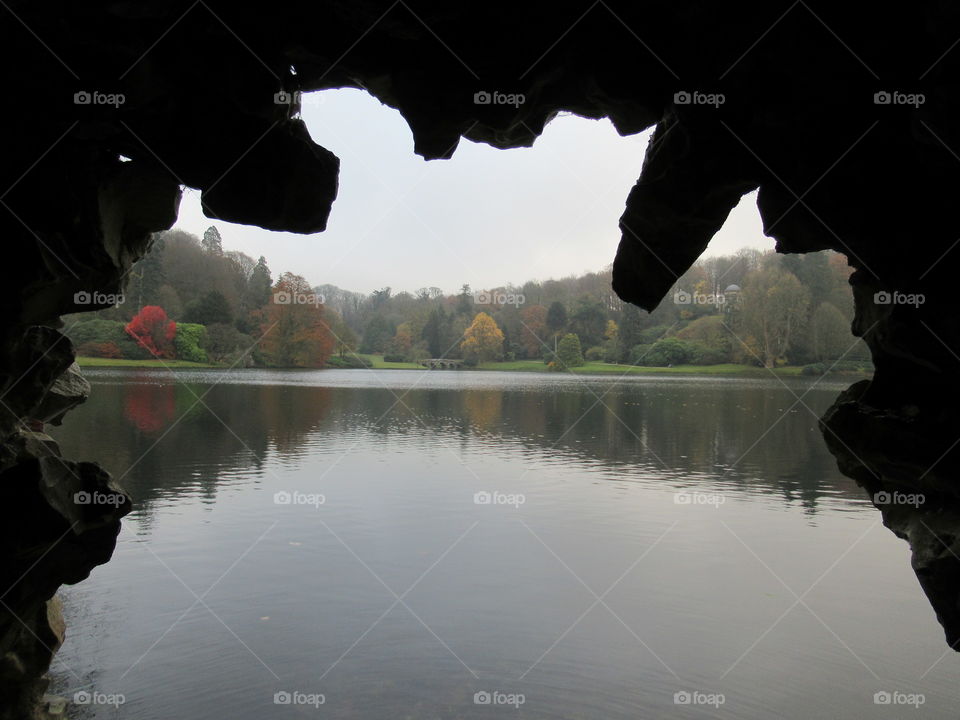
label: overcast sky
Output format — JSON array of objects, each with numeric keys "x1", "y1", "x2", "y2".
[{"x1": 174, "y1": 89, "x2": 773, "y2": 295}]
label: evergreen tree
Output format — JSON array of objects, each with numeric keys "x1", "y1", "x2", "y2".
[
  {"x1": 546, "y1": 301, "x2": 568, "y2": 335},
  {"x1": 202, "y1": 225, "x2": 223, "y2": 255},
  {"x1": 246, "y1": 256, "x2": 273, "y2": 309}
]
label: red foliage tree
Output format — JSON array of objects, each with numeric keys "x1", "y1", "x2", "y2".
[
  {"x1": 124, "y1": 382, "x2": 175, "y2": 432},
  {"x1": 125, "y1": 305, "x2": 176, "y2": 358}
]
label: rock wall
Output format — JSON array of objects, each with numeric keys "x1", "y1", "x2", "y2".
[{"x1": 3, "y1": 1, "x2": 960, "y2": 714}]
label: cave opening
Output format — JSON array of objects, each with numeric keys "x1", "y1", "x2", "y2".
[{"x1": 5, "y1": 3, "x2": 960, "y2": 719}]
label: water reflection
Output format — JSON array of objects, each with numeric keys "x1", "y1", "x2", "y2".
[
  {"x1": 60, "y1": 370, "x2": 865, "y2": 523},
  {"x1": 47, "y1": 369, "x2": 959, "y2": 719}
]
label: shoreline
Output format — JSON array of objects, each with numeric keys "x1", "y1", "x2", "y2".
[{"x1": 76, "y1": 356, "x2": 872, "y2": 379}]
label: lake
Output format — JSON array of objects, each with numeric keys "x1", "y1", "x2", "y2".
[{"x1": 49, "y1": 369, "x2": 956, "y2": 718}]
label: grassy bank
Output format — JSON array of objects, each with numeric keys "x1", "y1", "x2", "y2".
[
  {"x1": 361, "y1": 355, "x2": 422, "y2": 370},
  {"x1": 363, "y1": 356, "x2": 858, "y2": 377},
  {"x1": 76, "y1": 357, "x2": 219, "y2": 368},
  {"x1": 76, "y1": 355, "x2": 868, "y2": 378},
  {"x1": 476, "y1": 360, "x2": 806, "y2": 376}
]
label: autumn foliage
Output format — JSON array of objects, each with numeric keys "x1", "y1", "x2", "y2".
[
  {"x1": 77, "y1": 341, "x2": 123, "y2": 359},
  {"x1": 124, "y1": 382, "x2": 175, "y2": 432},
  {"x1": 259, "y1": 273, "x2": 336, "y2": 367},
  {"x1": 520, "y1": 304, "x2": 548, "y2": 357},
  {"x1": 461, "y1": 312, "x2": 505, "y2": 364},
  {"x1": 125, "y1": 305, "x2": 176, "y2": 358}
]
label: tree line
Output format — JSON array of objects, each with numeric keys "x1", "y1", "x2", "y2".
[
  {"x1": 65, "y1": 226, "x2": 869, "y2": 372},
  {"x1": 65, "y1": 227, "x2": 342, "y2": 368},
  {"x1": 324, "y1": 246, "x2": 867, "y2": 372}
]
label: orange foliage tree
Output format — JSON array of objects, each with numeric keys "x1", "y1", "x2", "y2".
[
  {"x1": 125, "y1": 305, "x2": 176, "y2": 358},
  {"x1": 520, "y1": 304, "x2": 548, "y2": 357},
  {"x1": 259, "y1": 273, "x2": 335, "y2": 367},
  {"x1": 461, "y1": 312, "x2": 504, "y2": 364}
]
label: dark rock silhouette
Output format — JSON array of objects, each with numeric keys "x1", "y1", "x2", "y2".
[{"x1": 3, "y1": 1, "x2": 960, "y2": 715}]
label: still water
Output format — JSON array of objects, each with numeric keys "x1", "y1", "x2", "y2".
[{"x1": 50, "y1": 369, "x2": 957, "y2": 718}]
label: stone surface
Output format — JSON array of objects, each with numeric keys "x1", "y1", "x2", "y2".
[{"x1": 4, "y1": 1, "x2": 960, "y2": 715}]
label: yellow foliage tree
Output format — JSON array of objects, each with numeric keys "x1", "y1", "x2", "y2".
[{"x1": 461, "y1": 312, "x2": 504, "y2": 365}]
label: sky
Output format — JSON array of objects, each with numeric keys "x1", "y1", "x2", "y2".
[{"x1": 174, "y1": 89, "x2": 773, "y2": 295}]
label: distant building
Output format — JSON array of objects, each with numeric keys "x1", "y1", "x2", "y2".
[{"x1": 722, "y1": 284, "x2": 742, "y2": 312}]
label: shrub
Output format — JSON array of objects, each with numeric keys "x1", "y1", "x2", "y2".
[
  {"x1": 802, "y1": 362, "x2": 827, "y2": 376},
  {"x1": 325, "y1": 355, "x2": 373, "y2": 369},
  {"x1": 202, "y1": 323, "x2": 240, "y2": 362},
  {"x1": 639, "y1": 325, "x2": 672, "y2": 345},
  {"x1": 585, "y1": 345, "x2": 605, "y2": 361},
  {"x1": 77, "y1": 341, "x2": 123, "y2": 359},
  {"x1": 684, "y1": 340, "x2": 727, "y2": 365},
  {"x1": 644, "y1": 337, "x2": 691, "y2": 366},
  {"x1": 66, "y1": 318, "x2": 127, "y2": 347},
  {"x1": 126, "y1": 306, "x2": 176, "y2": 357},
  {"x1": 117, "y1": 335, "x2": 154, "y2": 360},
  {"x1": 174, "y1": 323, "x2": 208, "y2": 363},
  {"x1": 556, "y1": 333, "x2": 584, "y2": 368},
  {"x1": 630, "y1": 344, "x2": 653, "y2": 365}
]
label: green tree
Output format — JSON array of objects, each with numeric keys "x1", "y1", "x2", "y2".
[
  {"x1": 738, "y1": 267, "x2": 811, "y2": 368},
  {"x1": 202, "y1": 225, "x2": 223, "y2": 255},
  {"x1": 456, "y1": 284, "x2": 473, "y2": 316},
  {"x1": 422, "y1": 306, "x2": 448, "y2": 357},
  {"x1": 246, "y1": 256, "x2": 273, "y2": 310},
  {"x1": 546, "y1": 301, "x2": 568, "y2": 336},
  {"x1": 128, "y1": 234, "x2": 166, "y2": 310},
  {"x1": 360, "y1": 315, "x2": 395, "y2": 353},
  {"x1": 324, "y1": 310, "x2": 358, "y2": 359},
  {"x1": 555, "y1": 333, "x2": 584, "y2": 368},
  {"x1": 184, "y1": 289, "x2": 232, "y2": 325},
  {"x1": 570, "y1": 297, "x2": 607, "y2": 348},
  {"x1": 809, "y1": 302, "x2": 850, "y2": 363},
  {"x1": 174, "y1": 323, "x2": 208, "y2": 362},
  {"x1": 203, "y1": 323, "x2": 241, "y2": 362},
  {"x1": 617, "y1": 304, "x2": 646, "y2": 363}
]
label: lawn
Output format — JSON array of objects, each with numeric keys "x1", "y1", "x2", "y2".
[
  {"x1": 477, "y1": 360, "x2": 806, "y2": 376},
  {"x1": 357, "y1": 354, "x2": 423, "y2": 369},
  {"x1": 76, "y1": 357, "x2": 219, "y2": 368}
]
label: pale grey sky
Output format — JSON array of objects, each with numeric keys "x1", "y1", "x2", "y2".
[{"x1": 174, "y1": 89, "x2": 773, "y2": 294}]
